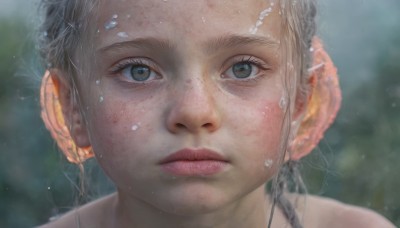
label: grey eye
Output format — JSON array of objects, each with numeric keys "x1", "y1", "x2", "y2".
[
  {"x1": 129, "y1": 65, "x2": 151, "y2": 81},
  {"x1": 232, "y1": 62, "x2": 253, "y2": 79}
]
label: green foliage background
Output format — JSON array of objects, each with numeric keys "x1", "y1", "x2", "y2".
[{"x1": 0, "y1": 1, "x2": 399, "y2": 227}]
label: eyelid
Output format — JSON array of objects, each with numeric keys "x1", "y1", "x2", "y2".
[
  {"x1": 108, "y1": 57, "x2": 161, "y2": 75},
  {"x1": 221, "y1": 55, "x2": 271, "y2": 73}
]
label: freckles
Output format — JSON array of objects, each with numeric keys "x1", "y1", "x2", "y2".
[
  {"x1": 105, "y1": 101, "x2": 128, "y2": 125},
  {"x1": 205, "y1": 0, "x2": 215, "y2": 9}
]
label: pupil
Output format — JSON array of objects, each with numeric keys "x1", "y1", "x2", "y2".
[
  {"x1": 233, "y1": 63, "x2": 252, "y2": 78},
  {"x1": 131, "y1": 65, "x2": 150, "y2": 81}
]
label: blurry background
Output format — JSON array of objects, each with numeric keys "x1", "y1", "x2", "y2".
[{"x1": 0, "y1": 0, "x2": 399, "y2": 227}]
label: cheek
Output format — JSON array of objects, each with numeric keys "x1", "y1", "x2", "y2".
[
  {"x1": 86, "y1": 99, "x2": 150, "y2": 161},
  {"x1": 245, "y1": 101, "x2": 285, "y2": 142}
]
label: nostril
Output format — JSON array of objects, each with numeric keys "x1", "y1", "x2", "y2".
[
  {"x1": 175, "y1": 123, "x2": 186, "y2": 129},
  {"x1": 203, "y1": 123, "x2": 213, "y2": 128}
]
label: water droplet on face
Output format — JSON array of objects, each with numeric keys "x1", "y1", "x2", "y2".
[
  {"x1": 117, "y1": 32, "x2": 129, "y2": 38},
  {"x1": 264, "y1": 159, "x2": 273, "y2": 168},
  {"x1": 47, "y1": 186, "x2": 51, "y2": 190},
  {"x1": 95, "y1": 80, "x2": 100, "y2": 85},
  {"x1": 249, "y1": 7, "x2": 273, "y2": 34},
  {"x1": 201, "y1": 16, "x2": 206, "y2": 23},
  {"x1": 131, "y1": 122, "x2": 141, "y2": 131},
  {"x1": 279, "y1": 97, "x2": 287, "y2": 109},
  {"x1": 99, "y1": 96, "x2": 104, "y2": 103},
  {"x1": 104, "y1": 15, "x2": 118, "y2": 30}
]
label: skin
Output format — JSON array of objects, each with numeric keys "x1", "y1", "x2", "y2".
[{"x1": 41, "y1": 0, "x2": 395, "y2": 227}]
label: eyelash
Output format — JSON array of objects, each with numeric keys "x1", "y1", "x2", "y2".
[
  {"x1": 108, "y1": 56, "x2": 270, "y2": 84},
  {"x1": 109, "y1": 58, "x2": 161, "y2": 82}
]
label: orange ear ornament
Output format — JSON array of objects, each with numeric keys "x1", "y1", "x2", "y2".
[
  {"x1": 290, "y1": 37, "x2": 342, "y2": 160},
  {"x1": 40, "y1": 71, "x2": 94, "y2": 164}
]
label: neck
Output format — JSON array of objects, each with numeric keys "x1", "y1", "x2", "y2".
[{"x1": 111, "y1": 186, "x2": 272, "y2": 228}]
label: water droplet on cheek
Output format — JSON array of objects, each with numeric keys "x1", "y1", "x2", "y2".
[
  {"x1": 279, "y1": 97, "x2": 287, "y2": 109},
  {"x1": 99, "y1": 96, "x2": 104, "y2": 103},
  {"x1": 131, "y1": 122, "x2": 141, "y2": 131},
  {"x1": 95, "y1": 80, "x2": 101, "y2": 85},
  {"x1": 264, "y1": 159, "x2": 274, "y2": 168}
]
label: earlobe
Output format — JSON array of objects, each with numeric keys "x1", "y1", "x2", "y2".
[{"x1": 41, "y1": 70, "x2": 94, "y2": 163}]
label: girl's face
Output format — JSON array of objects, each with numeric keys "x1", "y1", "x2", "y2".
[{"x1": 75, "y1": 0, "x2": 293, "y2": 215}]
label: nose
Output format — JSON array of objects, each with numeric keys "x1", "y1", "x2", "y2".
[{"x1": 166, "y1": 78, "x2": 221, "y2": 134}]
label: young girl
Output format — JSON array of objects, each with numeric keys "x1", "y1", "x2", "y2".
[{"x1": 38, "y1": 0, "x2": 395, "y2": 227}]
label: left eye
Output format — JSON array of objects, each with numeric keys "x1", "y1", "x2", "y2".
[{"x1": 223, "y1": 60, "x2": 262, "y2": 80}]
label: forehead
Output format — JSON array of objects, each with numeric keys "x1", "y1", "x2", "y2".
[{"x1": 96, "y1": 0, "x2": 283, "y2": 48}]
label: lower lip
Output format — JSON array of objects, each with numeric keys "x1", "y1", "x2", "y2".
[{"x1": 161, "y1": 160, "x2": 227, "y2": 176}]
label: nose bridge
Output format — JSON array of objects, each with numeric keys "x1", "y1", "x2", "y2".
[{"x1": 166, "y1": 72, "x2": 221, "y2": 133}]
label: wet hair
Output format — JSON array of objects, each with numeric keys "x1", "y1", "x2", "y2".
[{"x1": 38, "y1": 1, "x2": 317, "y2": 227}]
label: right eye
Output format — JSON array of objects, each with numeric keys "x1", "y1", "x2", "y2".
[
  {"x1": 111, "y1": 58, "x2": 161, "y2": 83},
  {"x1": 122, "y1": 64, "x2": 154, "y2": 82}
]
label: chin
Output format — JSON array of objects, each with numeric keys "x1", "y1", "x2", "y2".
[{"x1": 153, "y1": 184, "x2": 233, "y2": 216}]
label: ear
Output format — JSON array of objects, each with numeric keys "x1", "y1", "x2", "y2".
[
  {"x1": 286, "y1": 72, "x2": 317, "y2": 161},
  {"x1": 49, "y1": 69, "x2": 91, "y2": 148},
  {"x1": 286, "y1": 37, "x2": 342, "y2": 161}
]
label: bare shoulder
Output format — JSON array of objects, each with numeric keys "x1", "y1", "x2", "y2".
[
  {"x1": 302, "y1": 195, "x2": 395, "y2": 228},
  {"x1": 37, "y1": 194, "x2": 116, "y2": 228}
]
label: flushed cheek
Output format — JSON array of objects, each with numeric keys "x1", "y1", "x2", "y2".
[{"x1": 242, "y1": 101, "x2": 284, "y2": 141}]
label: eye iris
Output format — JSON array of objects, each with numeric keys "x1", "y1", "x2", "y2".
[
  {"x1": 232, "y1": 62, "x2": 252, "y2": 78},
  {"x1": 130, "y1": 65, "x2": 151, "y2": 81}
]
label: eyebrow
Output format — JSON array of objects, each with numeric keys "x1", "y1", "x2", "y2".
[
  {"x1": 98, "y1": 34, "x2": 280, "y2": 55},
  {"x1": 203, "y1": 34, "x2": 280, "y2": 54},
  {"x1": 98, "y1": 37, "x2": 175, "y2": 54}
]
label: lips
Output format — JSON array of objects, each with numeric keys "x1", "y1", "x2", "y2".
[{"x1": 159, "y1": 149, "x2": 229, "y2": 176}]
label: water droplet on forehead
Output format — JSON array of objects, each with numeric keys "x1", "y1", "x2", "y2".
[
  {"x1": 249, "y1": 4, "x2": 274, "y2": 34},
  {"x1": 104, "y1": 15, "x2": 119, "y2": 30},
  {"x1": 117, "y1": 32, "x2": 129, "y2": 38}
]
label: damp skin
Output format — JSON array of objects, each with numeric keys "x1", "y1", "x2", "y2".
[{"x1": 69, "y1": 0, "x2": 301, "y2": 226}]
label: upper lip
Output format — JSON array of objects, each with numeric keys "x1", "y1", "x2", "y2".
[{"x1": 159, "y1": 148, "x2": 228, "y2": 164}]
